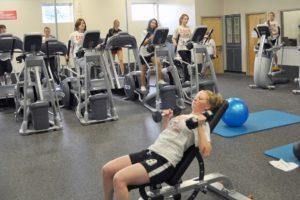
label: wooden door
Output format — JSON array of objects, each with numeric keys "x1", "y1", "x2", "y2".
[
  {"x1": 202, "y1": 17, "x2": 224, "y2": 74},
  {"x1": 225, "y1": 14, "x2": 242, "y2": 72},
  {"x1": 246, "y1": 13, "x2": 266, "y2": 76}
]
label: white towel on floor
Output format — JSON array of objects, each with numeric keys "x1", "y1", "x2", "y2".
[{"x1": 269, "y1": 159, "x2": 299, "y2": 172}]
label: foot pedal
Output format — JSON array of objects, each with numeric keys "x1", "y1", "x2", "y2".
[{"x1": 136, "y1": 88, "x2": 148, "y2": 95}]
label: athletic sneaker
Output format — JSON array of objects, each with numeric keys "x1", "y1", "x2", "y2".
[
  {"x1": 158, "y1": 80, "x2": 167, "y2": 85},
  {"x1": 140, "y1": 86, "x2": 147, "y2": 92},
  {"x1": 272, "y1": 66, "x2": 281, "y2": 72},
  {"x1": 98, "y1": 72, "x2": 104, "y2": 78},
  {"x1": 184, "y1": 80, "x2": 191, "y2": 85},
  {"x1": 6, "y1": 76, "x2": 12, "y2": 85}
]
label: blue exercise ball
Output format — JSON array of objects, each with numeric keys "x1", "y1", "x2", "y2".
[{"x1": 222, "y1": 97, "x2": 249, "y2": 127}]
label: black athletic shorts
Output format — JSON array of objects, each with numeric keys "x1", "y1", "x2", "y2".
[
  {"x1": 140, "y1": 55, "x2": 153, "y2": 65},
  {"x1": 0, "y1": 59, "x2": 13, "y2": 76},
  {"x1": 129, "y1": 149, "x2": 175, "y2": 184},
  {"x1": 111, "y1": 47, "x2": 122, "y2": 55},
  {"x1": 271, "y1": 39, "x2": 277, "y2": 45}
]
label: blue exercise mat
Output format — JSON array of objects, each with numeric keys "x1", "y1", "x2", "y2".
[
  {"x1": 264, "y1": 143, "x2": 300, "y2": 166},
  {"x1": 213, "y1": 110, "x2": 300, "y2": 138}
]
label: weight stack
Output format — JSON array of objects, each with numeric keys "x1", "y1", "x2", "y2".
[
  {"x1": 89, "y1": 93, "x2": 108, "y2": 120},
  {"x1": 29, "y1": 101, "x2": 49, "y2": 130}
]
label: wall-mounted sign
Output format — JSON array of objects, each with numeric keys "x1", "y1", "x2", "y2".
[{"x1": 0, "y1": 10, "x2": 17, "y2": 20}]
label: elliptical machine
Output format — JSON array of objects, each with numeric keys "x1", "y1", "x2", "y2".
[
  {"x1": 15, "y1": 33, "x2": 62, "y2": 135},
  {"x1": 124, "y1": 27, "x2": 185, "y2": 113},
  {"x1": 41, "y1": 38, "x2": 67, "y2": 106},
  {"x1": 41, "y1": 38, "x2": 67, "y2": 85},
  {"x1": 0, "y1": 34, "x2": 23, "y2": 100},
  {"x1": 182, "y1": 26, "x2": 219, "y2": 103},
  {"x1": 292, "y1": 46, "x2": 300, "y2": 94},
  {"x1": 103, "y1": 32, "x2": 138, "y2": 90},
  {"x1": 62, "y1": 31, "x2": 118, "y2": 125},
  {"x1": 249, "y1": 24, "x2": 289, "y2": 89}
]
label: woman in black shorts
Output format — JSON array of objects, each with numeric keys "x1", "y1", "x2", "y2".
[
  {"x1": 0, "y1": 24, "x2": 13, "y2": 85},
  {"x1": 102, "y1": 90, "x2": 224, "y2": 200},
  {"x1": 138, "y1": 18, "x2": 166, "y2": 92},
  {"x1": 107, "y1": 19, "x2": 125, "y2": 76}
]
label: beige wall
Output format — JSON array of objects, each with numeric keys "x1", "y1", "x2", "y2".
[
  {"x1": 125, "y1": 0, "x2": 196, "y2": 44},
  {"x1": 282, "y1": 10, "x2": 300, "y2": 44},
  {"x1": 123, "y1": 0, "x2": 196, "y2": 62},
  {"x1": 1, "y1": 0, "x2": 196, "y2": 68},
  {"x1": 159, "y1": 0, "x2": 196, "y2": 34},
  {"x1": 3, "y1": 0, "x2": 300, "y2": 73},
  {"x1": 0, "y1": 0, "x2": 75, "y2": 42},
  {"x1": 74, "y1": 0, "x2": 127, "y2": 39},
  {"x1": 0, "y1": 0, "x2": 127, "y2": 47},
  {"x1": 73, "y1": 0, "x2": 196, "y2": 62},
  {"x1": 223, "y1": 0, "x2": 300, "y2": 72},
  {"x1": 0, "y1": 0, "x2": 59, "y2": 71},
  {"x1": 54, "y1": 0, "x2": 75, "y2": 44},
  {"x1": 126, "y1": 0, "x2": 158, "y2": 47},
  {"x1": 0, "y1": 0, "x2": 52, "y2": 38},
  {"x1": 195, "y1": 0, "x2": 224, "y2": 24},
  {"x1": 224, "y1": 0, "x2": 300, "y2": 14}
]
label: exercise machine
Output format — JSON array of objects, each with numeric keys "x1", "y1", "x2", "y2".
[
  {"x1": 62, "y1": 31, "x2": 118, "y2": 125},
  {"x1": 249, "y1": 24, "x2": 289, "y2": 89},
  {"x1": 182, "y1": 26, "x2": 219, "y2": 104},
  {"x1": 129, "y1": 100, "x2": 252, "y2": 200},
  {"x1": 41, "y1": 38, "x2": 67, "y2": 103},
  {"x1": 41, "y1": 38, "x2": 67, "y2": 85},
  {"x1": 124, "y1": 27, "x2": 185, "y2": 113},
  {"x1": 292, "y1": 46, "x2": 300, "y2": 94},
  {"x1": 0, "y1": 34, "x2": 22, "y2": 99},
  {"x1": 15, "y1": 33, "x2": 62, "y2": 135},
  {"x1": 104, "y1": 32, "x2": 138, "y2": 90},
  {"x1": 40, "y1": 38, "x2": 68, "y2": 119}
]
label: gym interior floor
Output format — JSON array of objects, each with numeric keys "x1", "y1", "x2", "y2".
[{"x1": 0, "y1": 73, "x2": 299, "y2": 200}]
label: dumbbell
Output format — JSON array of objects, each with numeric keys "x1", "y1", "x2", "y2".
[
  {"x1": 186, "y1": 110, "x2": 213, "y2": 129},
  {"x1": 186, "y1": 41, "x2": 194, "y2": 50},
  {"x1": 152, "y1": 107, "x2": 181, "y2": 123},
  {"x1": 16, "y1": 54, "x2": 25, "y2": 63},
  {"x1": 147, "y1": 44, "x2": 155, "y2": 53},
  {"x1": 76, "y1": 49, "x2": 85, "y2": 58}
]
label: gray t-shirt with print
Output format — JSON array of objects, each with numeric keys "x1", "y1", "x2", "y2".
[{"x1": 148, "y1": 114, "x2": 210, "y2": 167}]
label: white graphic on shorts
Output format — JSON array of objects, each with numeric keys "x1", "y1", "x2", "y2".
[{"x1": 146, "y1": 159, "x2": 157, "y2": 166}]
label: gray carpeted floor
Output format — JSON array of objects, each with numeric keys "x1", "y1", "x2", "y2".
[{"x1": 0, "y1": 73, "x2": 299, "y2": 200}]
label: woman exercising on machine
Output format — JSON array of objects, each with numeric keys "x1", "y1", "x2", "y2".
[
  {"x1": 107, "y1": 19, "x2": 125, "y2": 76},
  {"x1": 0, "y1": 24, "x2": 13, "y2": 85},
  {"x1": 42, "y1": 26, "x2": 60, "y2": 84},
  {"x1": 172, "y1": 14, "x2": 193, "y2": 84},
  {"x1": 101, "y1": 90, "x2": 224, "y2": 200},
  {"x1": 266, "y1": 12, "x2": 280, "y2": 72},
  {"x1": 42, "y1": 26, "x2": 55, "y2": 42},
  {"x1": 139, "y1": 18, "x2": 166, "y2": 92},
  {"x1": 66, "y1": 18, "x2": 87, "y2": 63},
  {"x1": 204, "y1": 32, "x2": 217, "y2": 60}
]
